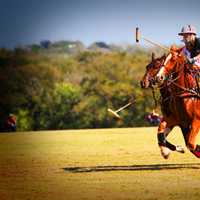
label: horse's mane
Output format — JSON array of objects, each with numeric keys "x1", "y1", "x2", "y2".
[{"x1": 169, "y1": 46, "x2": 186, "y2": 65}]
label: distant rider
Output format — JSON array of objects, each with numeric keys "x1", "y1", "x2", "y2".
[
  {"x1": 145, "y1": 109, "x2": 162, "y2": 126},
  {"x1": 6, "y1": 114, "x2": 17, "y2": 131}
]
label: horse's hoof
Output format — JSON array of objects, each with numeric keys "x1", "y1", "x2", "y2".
[
  {"x1": 176, "y1": 145, "x2": 185, "y2": 153},
  {"x1": 161, "y1": 152, "x2": 170, "y2": 159},
  {"x1": 160, "y1": 146, "x2": 171, "y2": 159}
]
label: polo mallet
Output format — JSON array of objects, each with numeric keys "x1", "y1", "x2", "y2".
[
  {"x1": 107, "y1": 102, "x2": 133, "y2": 119},
  {"x1": 136, "y1": 27, "x2": 169, "y2": 51}
]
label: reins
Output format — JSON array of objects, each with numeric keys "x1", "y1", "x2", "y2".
[{"x1": 151, "y1": 86, "x2": 158, "y2": 108}]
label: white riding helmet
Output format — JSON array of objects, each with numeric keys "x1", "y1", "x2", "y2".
[{"x1": 178, "y1": 25, "x2": 197, "y2": 35}]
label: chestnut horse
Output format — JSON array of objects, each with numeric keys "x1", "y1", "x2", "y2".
[
  {"x1": 141, "y1": 53, "x2": 185, "y2": 159},
  {"x1": 156, "y1": 48, "x2": 200, "y2": 158}
]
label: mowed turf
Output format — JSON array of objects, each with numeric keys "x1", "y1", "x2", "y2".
[{"x1": 1, "y1": 127, "x2": 200, "y2": 200}]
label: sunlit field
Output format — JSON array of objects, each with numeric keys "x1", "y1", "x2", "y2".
[{"x1": 1, "y1": 127, "x2": 200, "y2": 200}]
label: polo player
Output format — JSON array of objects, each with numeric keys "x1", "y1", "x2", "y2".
[{"x1": 178, "y1": 25, "x2": 200, "y2": 68}]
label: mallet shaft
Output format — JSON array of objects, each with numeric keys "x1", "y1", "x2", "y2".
[
  {"x1": 135, "y1": 27, "x2": 169, "y2": 51},
  {"x1": 143, "y1": 37, "x2": 169, "y2": 51},
  {"x1": 115, "y1": 102, "x2": 133, "y2": 113}
]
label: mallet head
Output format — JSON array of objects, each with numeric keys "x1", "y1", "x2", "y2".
[
  {"x1": 107, "y1": 108, "x2": 121, "y2": 119},
  {"x1": 136, "y1": 27, "x2": 140, "y2": 43}
]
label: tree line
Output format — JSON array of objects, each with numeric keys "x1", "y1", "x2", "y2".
[{"x1": 0, "y1": 47, "x2": 160, "y2": 131}]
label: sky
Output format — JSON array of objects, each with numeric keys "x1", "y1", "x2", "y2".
[{"x1": 0, "y1": 0, "x2": 200, "y2": 48}]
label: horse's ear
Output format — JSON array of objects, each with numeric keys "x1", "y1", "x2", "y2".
[
  {"x1": 170, "y1": 45, "x2": 179, "y2": 58},
  {"x1": 170, "y1": 45, "x2": 178, "y2": 52},
  {"x1": 151, "y1": 52, "x2": 155, "y2": 61}
]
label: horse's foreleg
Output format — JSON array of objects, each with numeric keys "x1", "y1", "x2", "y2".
[
  {"x1": 157, "y1": 120, "x2": 175, "y2": 149},
  {"x1": 157, "y1": 120, "x2": 174, "y2": 159},
  {"x1": 157, "y1": 120, "x2": 184, "y2": 159},
  {"x1": 185, "y1": 121, "x2": 200, "y2": 158}
]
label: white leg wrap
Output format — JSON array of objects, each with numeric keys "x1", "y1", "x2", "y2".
[{"x1": 160, "y1": 146, "x2": 171, "y2": 159}]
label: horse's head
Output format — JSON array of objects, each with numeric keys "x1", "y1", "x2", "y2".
[
  {"x1": 140, "y1": 53, "x2": 166, "y2": 88},
  {"x1": 156, "y1": 46, "x2": 186, "y2": 84}
]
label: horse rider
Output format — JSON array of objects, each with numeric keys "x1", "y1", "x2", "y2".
[
  {"x1": 177, "y1": 25, "x2": 200, "y2": 91},
  {"x1": 164, "y1": 25, "x2": 200, "y2": 75},
  {"x1": 178, "y1": 25, "x2": 200, "y2": 68},
  {"x1": 6, "y1": 113, "x2": 17, "y2": 131}
]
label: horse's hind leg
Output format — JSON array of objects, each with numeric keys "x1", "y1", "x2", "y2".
[{"x1": 185, "y1": 121, "x2": 200, "y2": 158}]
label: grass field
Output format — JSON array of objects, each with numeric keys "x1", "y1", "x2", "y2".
[{"x1": 1, "y1": 127, "x2": 200, "y2": 200}]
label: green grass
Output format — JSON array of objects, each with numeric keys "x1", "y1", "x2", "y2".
[{"x1": 1, "y1": 127, "x2": 200, "y2": 200}]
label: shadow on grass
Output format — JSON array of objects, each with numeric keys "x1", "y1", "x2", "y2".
[{"x1": 63, "y1": 163, "x2": 200, "y2": 173}]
